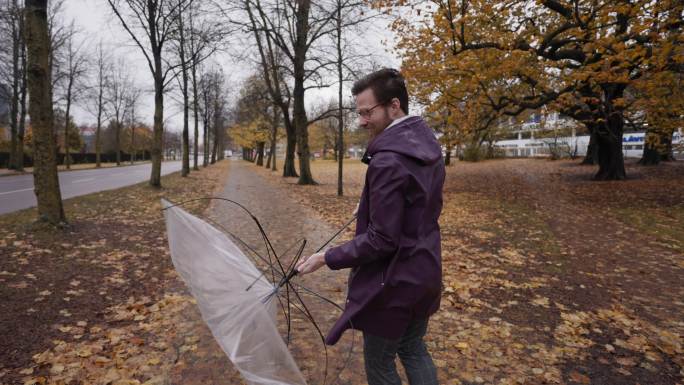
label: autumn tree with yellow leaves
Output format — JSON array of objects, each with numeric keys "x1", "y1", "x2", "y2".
[
  {"x1": 381, "y1": 0, "x2": 683, "y2": 179},
  {"x1": 231, "y1": 74, "x2": 278, "y2": 166}
]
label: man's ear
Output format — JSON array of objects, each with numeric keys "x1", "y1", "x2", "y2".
[{"x1": 390, "y1": 98, "x2": 401, "y2": 113}]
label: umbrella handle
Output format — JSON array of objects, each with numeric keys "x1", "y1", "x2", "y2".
[
  {"x1": 277, "y1": 214, "x2": 357, "y2": 289},
  {"x1": 276, "y1": 268, "x2": 299, "y2": 289}
]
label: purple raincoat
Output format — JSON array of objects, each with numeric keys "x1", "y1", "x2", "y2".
[{"x1": 324, "y1": 116, "x2": 445, "y2": 345}]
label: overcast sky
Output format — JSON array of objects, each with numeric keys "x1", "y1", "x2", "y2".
[{"x1": 61, "y1": 1, "x2": 401, "y2": 133}]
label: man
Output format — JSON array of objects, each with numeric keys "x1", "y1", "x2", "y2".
[{"x1": 296, "y1": 68, "x2": 445, "y2": 385}]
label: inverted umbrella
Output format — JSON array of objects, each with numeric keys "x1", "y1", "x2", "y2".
[{"x1": 161, "y1": 198, "x2": 354, "y2": 385}]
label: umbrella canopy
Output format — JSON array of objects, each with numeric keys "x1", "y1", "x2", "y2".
[{"x1": 162, "y1": 199, "x2": 307, "y2": 385}]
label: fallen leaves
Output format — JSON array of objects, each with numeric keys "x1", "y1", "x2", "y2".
[
  {"x1": 21, "y1": 294, "x2": 204, "y2": 385},
  {"x1": 255, "y1": 159, "x2": 684, "y2": 384},
  {"x1": 1, "y1": 162, "x2": 231, "y2": 384},
  {"x1": 4, "y1": 157, "x2": 683, "y2": 384}
]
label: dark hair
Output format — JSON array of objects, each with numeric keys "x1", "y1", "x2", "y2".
[{"x1": 351, "y1": 68, "x2": 409, "y2": 114}]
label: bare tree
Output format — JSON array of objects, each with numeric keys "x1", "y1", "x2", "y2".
[
  {"x1": 125, "y1": 84, "x2": 142, "y2": 164},
  {"x1": 107, "y1": 0, "x2": 192, "y2": 187},
  {"x1": 198, "y1": 66, "x2": 229, "y2": 166},
  {"x1": 106, "y1": 59, "x2": 132, "y2": 166},
  {"x1": 2, "y1": 0, "x2": 21, "y2": 170},
  {"x1": 56, "y1": 25, "x2": 87, "y2": 169},
  {"x1": 0, "y1": 0, "x2": 27, "y2": 171},
  {"x1": 265, "y1": 105, "x2": 280, "y2": 171},
  {"x1": 47, "y1": 0, "x2": 69, "y2": 98},
  {"x1": 25, "y1": 0, "x2": 64, "y2": 224},
  {"x1": 199, "y1": 67, "x2": 212, "y2": 167},
  {"x1": 332, "y1": 0, "x2": 373, "y2": 195},
  {"x1": 84, "y1": 41, "x2": 111, "y2": 168},
  {"x1": 169, "y1": 1, "x2": 223, "y2": 176},
  {"x1": 16, "y1": 6, "x2": 26, "y2": 170},
  {"x1": 172, "y1": 0, "x2": 191, "y2": 176},
  {"x1": 244, "y1": 0, "x2": 296, "y2": 178},
  {"x1": 243, "y1": 0, "x2": 366, "y2": 185}
]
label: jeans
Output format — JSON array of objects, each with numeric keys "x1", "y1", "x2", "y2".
[{"x1": 363, "y1": 317, "x2": 439, "y2": 385}]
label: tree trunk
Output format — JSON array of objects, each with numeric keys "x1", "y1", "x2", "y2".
[
  {"x1": 292, "y1": 0, "x2": 315, "y2": 185},
  {"x1": 9, "y1": 0, "x2": 20, "y2": 171},
  {"x1": 211, "y1": 98, "x2": 220, "y2": 164},
  {"x1": 218, "y1": 127, "x2": 225, "y2": 160},
  {"x1": 445, "y1": 144, "x2": 453, "y2": 166},
  {"x1": 245, "y1": 2, "x2": 295, "y2": 178},
  {"x1": 640, "y1": 128, "x2": 675, "y2": 165},
  {"x1": 115, "y1": 119, "x2": 121, "y2": 166},
  {"x1": 191, "y1": 55, "x2": 200, "y2": 171},
  {"x1": 150, "y1": 73, "x2": 164, "y2": 186},
  {"x1": 16, "y1": 17, "x2": 27, "y2": 172},
  {"x1": 203, "y1": 113, "x2": 210, "y2": 167},
  {"x1": 593, "y1": 87, "x2": 627, "y2": 180},
  {"x1": 256, "y1": 141, "x2": 265, "y2": 166},
  {"x1": 271, "y1": 141, "x2": 277, "y2": 171},
  {"x1": 149, "y1": 31, "x2": 164, "y2": 187},
  {"x1": 130, "y1": 122, "x2": 135, "y2": 164},
  {"x1": 283, "y1": 117, "x2": 297, "y2": 177},
  {"x1": 336, "y1": 0, "x2": 344, "y2": 196},
  {"x1": 265, "y1": 123, "x2": 274, "y2": 169},
  {"x1": 270, "y1": 107, "x2": 278, "y2": 171},
  {"x1": 211, "y1": 128, "x2": 218, "y2": 164},
  {"x1": 639, "y1": 127, "x2": 660, "y2": 166},
  {"x1": 64, "y1": 82, "x2": 72, "y2": 169},
  {"x1": 594, "y1": 132, "x2": 626, "y2": 180},
  {"x1": 179, "y1": 10, "x2": 190, "y2": 177},
  {"x1": 581, "y1": 131, "x2": 599, "y2": 165},
  {"x1": 95, "y1": 97, "x2": 103, "y2": 168},
  {"x1": 25, "y1": 0, "x2": 65, "y2": 224}
]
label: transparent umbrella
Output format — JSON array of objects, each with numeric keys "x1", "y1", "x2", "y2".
[{"x1": 161, "y1": 198, "x2": 354, "y2": 385}]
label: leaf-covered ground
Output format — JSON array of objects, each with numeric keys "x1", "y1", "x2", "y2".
[
  {"x1": 1, "y1": 157, "x2": 682, "y2": 385},
  {"x1": 0, "y1": 161, "x2": 229, "y2": 385},
  {"x1": 252, "y1": 157, "x2": 684, "y2": 385}
]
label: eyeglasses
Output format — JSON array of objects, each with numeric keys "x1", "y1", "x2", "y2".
[{"x1": 356, "y1": 103, "x2": 383, "y2": 119}]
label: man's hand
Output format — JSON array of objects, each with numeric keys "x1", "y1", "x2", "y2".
[
  {"x1": 353, "y1": 203, "x2": 359, "y2": 217},
  {"x1": 296, "y1": 251, "x2": 327, "y2": 275}
]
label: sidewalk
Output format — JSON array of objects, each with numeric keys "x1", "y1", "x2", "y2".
[{"x1": 169, "y1": 159, "x2": 366, "y2": 385}]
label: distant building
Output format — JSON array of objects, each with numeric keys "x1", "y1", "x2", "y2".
[{"x1": 493, "y1": 129, "x2": 684, "y2": 159}]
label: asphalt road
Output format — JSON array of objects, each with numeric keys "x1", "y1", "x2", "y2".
[{"x1": 0, "y1": 161, "x2": 183, "y2": 215}]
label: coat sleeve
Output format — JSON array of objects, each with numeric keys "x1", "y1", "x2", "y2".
[{"x1": 325, "y1": 153, "x2": 406, "y2": 270}]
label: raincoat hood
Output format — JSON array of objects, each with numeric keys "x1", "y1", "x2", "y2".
[{"x1": 366, "y1": 116, "x2": 442, "y2": 165}]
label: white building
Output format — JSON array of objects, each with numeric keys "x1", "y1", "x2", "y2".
[{"x1": 493, "y1": 130, "x2": 683, "y2": 159}]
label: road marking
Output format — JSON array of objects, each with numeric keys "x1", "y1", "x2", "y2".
[
  {"x1": 72, "y1": 178, "x2": 95, "y2": 183},
  {"x1": 0, "y1": 187, "x2": 34, "y2": 196}
]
